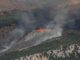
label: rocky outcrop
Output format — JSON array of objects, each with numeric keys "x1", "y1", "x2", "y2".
[{"x1": 15, "y1": 44, "x2": 80, "y2": 60}]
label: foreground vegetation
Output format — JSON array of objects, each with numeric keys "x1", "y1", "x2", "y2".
[{"x1": 0, "y1": 31, "x2": 80, "y2": 60}]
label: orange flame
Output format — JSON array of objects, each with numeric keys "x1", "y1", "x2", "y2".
[{"x1": 35, "y1": 27, "x2": 46, "y2": 32}]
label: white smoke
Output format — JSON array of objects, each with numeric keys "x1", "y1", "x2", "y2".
[
  {"x1": 0, "y1": 28, "x2": 25, "y2": 53},
  {"x1": 22, "y1": 1, "x2": 69, "y2": 47},
  {"x1": 0, "y1": 0, "x2": 69, "y2": 53}
]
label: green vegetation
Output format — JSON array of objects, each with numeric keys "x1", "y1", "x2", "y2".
[
  {"x1": 0, "y1": 31, "x2": 80, "y2": 60},
  {"x1": 0, "y1": 11, "x2": 24, "y2": 28},
  {"x1": 0, "y1": 14, "x2": 17, "y2": 28}
]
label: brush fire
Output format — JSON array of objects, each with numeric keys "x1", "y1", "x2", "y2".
[{"x1": 35, "y1": 27, "x2": 46, "y2": 32}]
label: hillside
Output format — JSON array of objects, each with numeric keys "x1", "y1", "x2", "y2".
[{"x1": 0, "y1": 30, "x2": 80, "y2": 60}]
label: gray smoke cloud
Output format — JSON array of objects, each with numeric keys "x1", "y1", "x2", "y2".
[
  {"x1": 21, "y1": 1, "x2": 69, "y2": 48},
  {"x1": 10, "y1": 0, "x2": 69, "y2": 50},
  {"x1": 0, "y1": 0, "x2": 71, "y2": 53}
]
